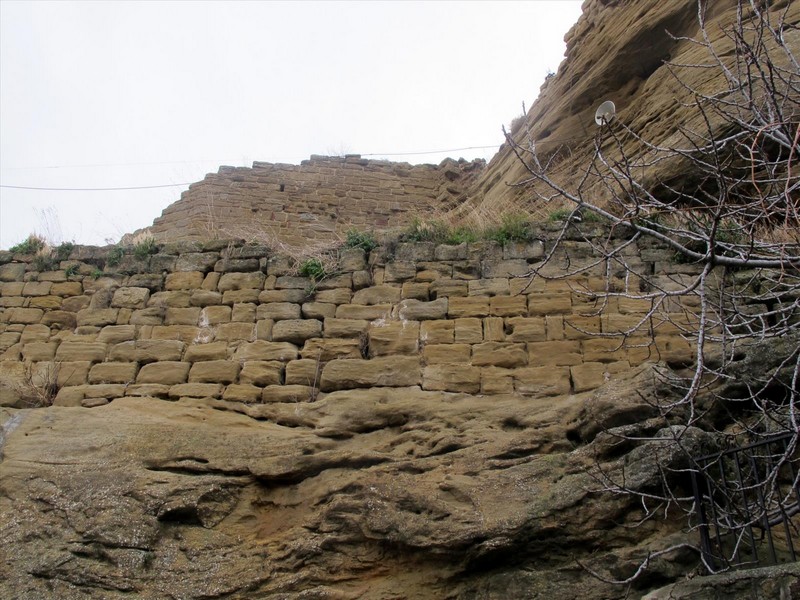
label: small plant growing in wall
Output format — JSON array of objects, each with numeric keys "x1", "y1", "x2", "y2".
[
  {"x1": 54, "y1": 241, "x2": 74, "y2": 261},
  {"x1": 133, "y1": 237, "x2": 157, "y2": 260},
  {"x1": 344, "y1": 229, "x2": 378, "y2": 253},
  {"x1": 106, "y1": 246, "x2": 125, "y2": 267},
  {"x1": 486, "y1": 213, "x2": 536, "y2": 245},
  {"x1": 299, "y1": 258, "x2": 326, "y2": 281},
  {"x1": 9, "y1": 234, "x2": 46, "y2": 255}
]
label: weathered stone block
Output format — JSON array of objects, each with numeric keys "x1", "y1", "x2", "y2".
[
  {"x1": 514, "y1": 366, "x2": 571, "y2": 397},
  {"x1": 28, "y1": 296, "x2": 62, "y2": 310},
  {"x1": 335, "y1": 304, "x2": 392, "y2": 320},
  {"x1": 57, "y1": 361, "x2": 91, "y2": 387},
  {"x1": 452, "y1": 260, "x2": 482, "y2": 280},
  {"x1": 454, "y1": 318, "x2": 483, "y2": 343},
  {"x1": 0, "y1": 263, "x2": 26, "y2": 282},
  {"x1": 231, "y1": 303, "x2": 256, "y2": 323},
  {"x1": 339, "y1": 248, "x2": 367, "y2": 272},
  {"x1": 76, "y1": 308, "x2": 119, "y2": 327},
  {"x1": 259, "y1": 289, "x2": 310, "y2": 303},
  {"x1": 368, "y1": 320, "x2": 419, "y2": 357},
  {"x1": 175, "y1": 252, "x2": 219, "y2": 272},
  {"x1": 81, "y1": 383, "x2": 126, "y2": 399},
  {"x1": 212, "y1": 322, "x2": 255, "y2": 342},
  {"x1": 527, "y1": 293, "x2": 572, "y2": 316},
  {"x1": 448, "y1": 297, "x2": 489, "y2": 318},
  {"x1": 55, "y1": 341, "x2": 107, "y2": 362},
  {"x1": 434, "y1": 243, "x2": 467, "y2": 261},
  {"x1": 190, "y1": 290, "x2": 223, "y2": 307},
  {"x1": 137, "y1": 361, "x2": 190, "y2": 385},
  {"x1": 189, "y1": 360, "x2": 240, "y2": 384},
  {"x1": 184, "y1": 342, "x2": 228, "y2": 362},
  {"x1": 223, "y1": 289, "x2": 260, "y2": 305},
  {"x1": 262, "y1": 384, "x2": 314, "y2": 403},
  {"x1": 22, "y1": 341, "x2": 59, "y2": 362},
  {"x1": 50, "y1": 281, "x2": 83, "y2": 297},
  {"x1": 218, "y1": 271, "x2": 265, "y2": 292},
  {"x1": 301, "y1": 302, "x2": 336, "y2": 319},
  {"x1": 20, "y1": 324, "x2": 50, "y2": 344},
  {"x1": 147, "y1": 290, "x2": 191, "y2": 308},
  {"x1": 111, "y1": 287, "x2": 150, "y2": 309},
  {"x1": 468, "y1": 279, "x2": 510, "y2": 297},
  {"x1": 384, "y1": 261, "x2": 416, "y2": 282},
  {"x1": 430, "y1": 279, "x2": 468, "y2": 298},
  {"x1": 420, "y1": 320, "x2": 454, "y2": 344},
  {"x1": 483, "y1": 317, "x2": 505, "y2": 341},
  {"x1": 239, "y1": 361, "x2": 283, "y2": 386},
  {"x1": 352, "y1": 285, "x2": 401, "y2": 305},
  {"x1": 527, "y1": 341, "x2": 582, "y2": 366},
  {"x1": 313, "y1": 288, "x2": 352, "y2": 304},
  {"x1": 222, "y1": 384, "x2": 262, "y2": 403},
  {"x1": 300, "y1": 338, "x2": 362, "y2": 361},
  {"x1": 257, "y1": 302, "x2": 301, "y2": 321},
  {"x1": 506, "y1": 317, "x2": 546, "y2": 342},
  {"x1": 272, "y1": 319, "x2": 322, "y2": 345},
  {"x1": 5, "y1": 308, "x2": 44, "y2": 324},
  {"x1": 422, "y1": 364, "x2": 480, "y2": 394},
  {"x1": 490, "y1": 295, "x2": 527, "y2": 317},
  {"x1": 109, "y1": 340, "x2": 184, "y2": 363},
  {"x1": 480, "y1": 367, "x2": 514, "y2": 394},
  {"x1": 200, "y1": 305, "x2": 232, "y2": 325},
  {"x1": 564, "y1": 316, "x2": 602, "y2": 340},
  {"x1": 165, "y1": 307, "x2": 201, "y2": 325},
  {"x1": 285, "y1": 359, "x2": 323, "y2": 386},
  {"x1": 1, "y1": 281, "x2": 25, "y2": 296},
  {"x1": 150, "y1": 325, "x2": 201, "y2": 343},
  {"x1": 168, "y1": 383, "x2": 222, "y2": 399},
  {"x1": 401, "y1": 282, "x2": 429, "y2": 300},
  {"x1": 40, "y1": 310, "x2": 77, "y2": 330},
  {"x1": 422, "y1": 343, "x2": 470, "y2": 364},
  {"x1": 88, "y1": 362, "x2": 139, "y2": 384},
  {"x1": 129, "y1": 307, "x2": 164, "y2": 325},
  {"x1": 315, "y1": 273, "x2": 352, "y2": 290},
  {"x1": 0, "y1": 332, "x2": 20, "y2": 353},
  {"x1": 582, "y1": 338, "x2": 630, "y2": 363},
  {"x1": 397, "y1": 298, "x2": 447, "y2": 321},
  {"x1": 320, "y1": 356, "x2": 420, "y2": 391},
  {"x1": 22, "y1": 282, "x2": 52, "y2": 297},
  {"x1": 125, "y1": 384, "x2": 171, "y2": 398},
  {"x1": 214, "y1": 258, "x2": 260, "y2": 273},
  {"x1": 482, "y1": 259, "x2": 530, "y2": 279},
  {"x1": 472, "y1": 342, "x2": 528, "y2": 368},
  {"x1": 275, "y1": 276, "x2": 310, "y2": 289},
  {"x1": 234, "y1": 340, "x2": 298, "y2": 362}
]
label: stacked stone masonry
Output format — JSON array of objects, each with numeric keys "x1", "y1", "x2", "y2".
[
  {"x1": 147, "y1": 155, "x2": 485, "y2": 246},
  {"x1": 0, "y1": 231, "x2": 699, "y2": 408}
]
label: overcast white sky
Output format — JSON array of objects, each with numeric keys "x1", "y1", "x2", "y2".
[{"x1": 0, "y1": 1, "x2": 582, "y2": 249}]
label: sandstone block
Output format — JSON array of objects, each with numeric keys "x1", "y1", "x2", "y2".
[
  {"x1": 22, "y1": 341, "x2": 59, "y2": 362},
  {"x1": 483, "y1": 317, "x2": 504, "y2": 342},
  {"x1": 52, "y1": 386, "x2": 84, "y2": 407},
  {"x1": 165, "y1": 271, "x2": 205, "y2": 291},
  {"x1": 150, "y1": 325, "x2": 201, "y2": 343},
  {"x1": 422, "y1": 364, "x2": 480, "y2": 394},
  {"x1": 352, "y1": 271, "x2": 371, "y2": 290},
  {"x1": 189, "y1": 360, "x2": 240, "y2": 384},
  {"x1": 320, "y1": 356, "x2": 420, "y2": 392},
  {"x1": 190, "y1": 290, "x2": 223, "y2": 307},
  {"x1": 314, "y1": 273, "x2": 352, "y2": 290},
  {"x1": 137, "y1": 361, "x2": 191, "y2": 385},
  {"x1": 148, "y1": 291, "x2": 191, "y2": 308},
  {"x1": 256, "y1": 319, "x2": 273, "y2": 340},
  {"x1": 546, "y1": 315, "x2": 564, "y2": 340},
  {"x1": 514, "y1": 366, "x2": 571, "y2": 397},
  {"x1": 482, "y1": 259, "x2": 530, "y2": 279},
  {"x1": 231, "y1": 303, "x2": 256, "y2": 322},
  {"x1": 22, "y1": 282, "x2": 52, "y2": 296},
  {"x1": 234, "y1": 340, "x2": 298, "y2": 362},
  {"x1": 352, "y1": 285, "x2": 401, "y2": 305},
  {"x1": 582, "y1": 338, "x2": 630, "y2": 363},
  {"x1": 339, "y1": 248, "x2": 366, "y2": 272},
  {"x1": 168, "y1": 383, "x2": 222, "y2": 399},
  {"x1": 29, "y1": 296, "x2": 62, "y2": 310},
  {"x1": 1, "y1": 281, "x2": 25, "y2": 296},
  {"x1": 0, "y1": 296, "x2": 25, "y2": 308},
  {"x1": 175, "y1": 252, "x2": 218, "y2": 272},
  {"x1": 480, "y1": 367, "x2": 514, "y2": 394},
  {"x1": 301, "y1": 302, "x2": 336, "y2": 319},
  {"x1": 109, "y1": 340, "x2": 184, "y2": 363},
  {"x1": 262, "y1": 384, "x2": 314, "y2": 403},
  {"x1": 527, "y1": 341, "x2": 582, "y2": 366},
  {"x1": 61, "y1": 295, "x2": 91, "y2": 312},
  {"x1": 40, "y1": 310, "x2": 77, "y2": 330},
  {"x1": 95, "y1": 325, "x2": 135, "y2": 344},
  {"x1": 257, "y1": 302, "x2": 301, "y2": 321},
  {"x1": 564, "y1": 316, "x2": 602, "y2": 340},
  {"x1": 420, "y1": 320, "x2": 454, "y2": 344},
  {"x1": 214, "y1": 258, "x2": 260, "y2": 273},
  {"x1": 395, "y1": 242, "x2": 434, "y2": 262},
  {"x1": 384, "y1": 261, "x2": 416, "y2": 282},
  {"x1": 223, "y1": 384, "x2": 262, "y2": 403},
  {"x1": 527, "y1": 293, "x2": 572, "y2": 316},
  {"x1": 452, "y1": 260, "x2": 481, "y2": 280},
  {"x1": 506, "y1": 317, "x2": 546, "y2": 342},
  {"x1": 50, "y1": 281, "x2": 84, "y2": 297},
  {"x1": 165, "y1": 307, "x2": 201, "y2": 325},
  {"x1": 88, "y1": 362, "x2": 139, "y2": 384},
  {"x1": 422, "y1": 343, "x2": 470, "y2": 364},
  {"x1": 335, "y1": 304, "x2": 392, "y2": 320},
  {"x1": 259, "y1": 289, "x2": 309, "y2": 303},
  {"x1": 471, "y1": 342, "x2": 528, "y2": 368},
  {"x1": 285, "y1": 358, "x2": 323, "y2": 386},
  {"x1": 0, "y1": 263, "x2": 26, "y2": 282},
  {"x1": 201, "y1": 305, "x2": 232, "y2": 325},
  {"x1": 129, "y1": 307, "x2": 165, "y2": 325},
  {"x1": 223, "y1": 289, "x2": 260, "y2": 305},
  {"x1": 213, "y1": 322, "x2": 255, "y2": 342},
  {"x1": 448, "y1": 297, "x2": 489, "y2": 318},
  {"x1": 184, "y1": 342, "x2": 228, "y2": 362},
  {"x1": 126, "y1": 273, "x2": 164, "y2": 292},
  {"x1": 275, "y1": 276, "x2": 310, "y2": 289},
  {"x1": 397, "y1": 298, "x2": 447, "y2": 321},
  {"x1": 401, "y1": 282, "x2": 430, "y2": 300},
  {"x1": 0, "y1": 332, "x2": 21, "y2": 353},
  {"x1": 111, "y1": 287, "x2": 150, "y2": 309},
  {"x1": 368, "y1": 320, "x2": 419, "y2": 357},
  {"x1": 55, "y1": 341, "x2": 107, "y2": 362},
  {"x1": 20, "y1": 324, "x2": 51, "y2": 343},
  {"x1": 301, "y1": 338, "x2": 362, "y2": 361},
  {"x1": 490, "y1": 295, "x2": 527, "y2": 317},
  {"x1": 218, "y1": 271, "x2": 265, "y2": 292},
  {"x1": 5, "y1": 308, "x2": 44, "y2": 324},
  {"x1": 272, "y1": 319, "x2": 322, "y2": 345},
  {"x1": 81, "y1": 383, "x2": 126, "y2": 399},
  {"x1": 57, "y1": 361, "x2": 91, "y2": 387},
  {"x1": 430, "y1": 279, "x2": 468, "y2": 298},
  {"x1": 76, "y1": 308, "x2": 119, "y2": 327},
  {"x1": 434, "y1": 243, "x2": 467, "y2": 261},
  {"x1": 415, "y1": 263, "x2": 452, "y2": 282},
  {"x1": 468, "y1": 279, "x2": 510, "y2": 297},
  {"x1": 124, "y1": 384, "x2": 171, "y2": 398},
  {"x1": 503, "y1": 240, "x2": 544, "y2": 260},
  {"x1": 454, "y1": 318, "x2": 483, "y2": 344},
  {"x1": 239, "y1": 361, "x2": 284, "y2": 386}
]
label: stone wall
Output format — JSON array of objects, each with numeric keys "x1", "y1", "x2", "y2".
[
  {"x1": 0, "y1": 228, "x2": 697, "y2": 408},
  {"x1": 146, "y1": 155, "x2": 485, "y2": 247}
]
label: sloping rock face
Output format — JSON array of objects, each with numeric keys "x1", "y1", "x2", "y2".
[{"x1": 1, "y1": 368, "x2": 706, "y2": 599}]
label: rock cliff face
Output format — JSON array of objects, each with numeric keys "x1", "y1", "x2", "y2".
[{"x1": 2, "y1": 1, "x2": 799, "y2": 598}]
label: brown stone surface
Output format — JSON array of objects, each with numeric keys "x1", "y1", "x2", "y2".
[
  {"x1": 88, "y1": 362, "x2": 139, "y2": 384},
  {"x1": 136, "y1": 362, "x2": 191, "y2": 385},
  {"x1": 320, "y1": 356, "x2": 421, "y2": 391}
]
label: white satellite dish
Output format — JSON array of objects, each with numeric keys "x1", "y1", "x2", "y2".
[{"x1": 594, "y1": 100, "x2": 616, "y2": 126}]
